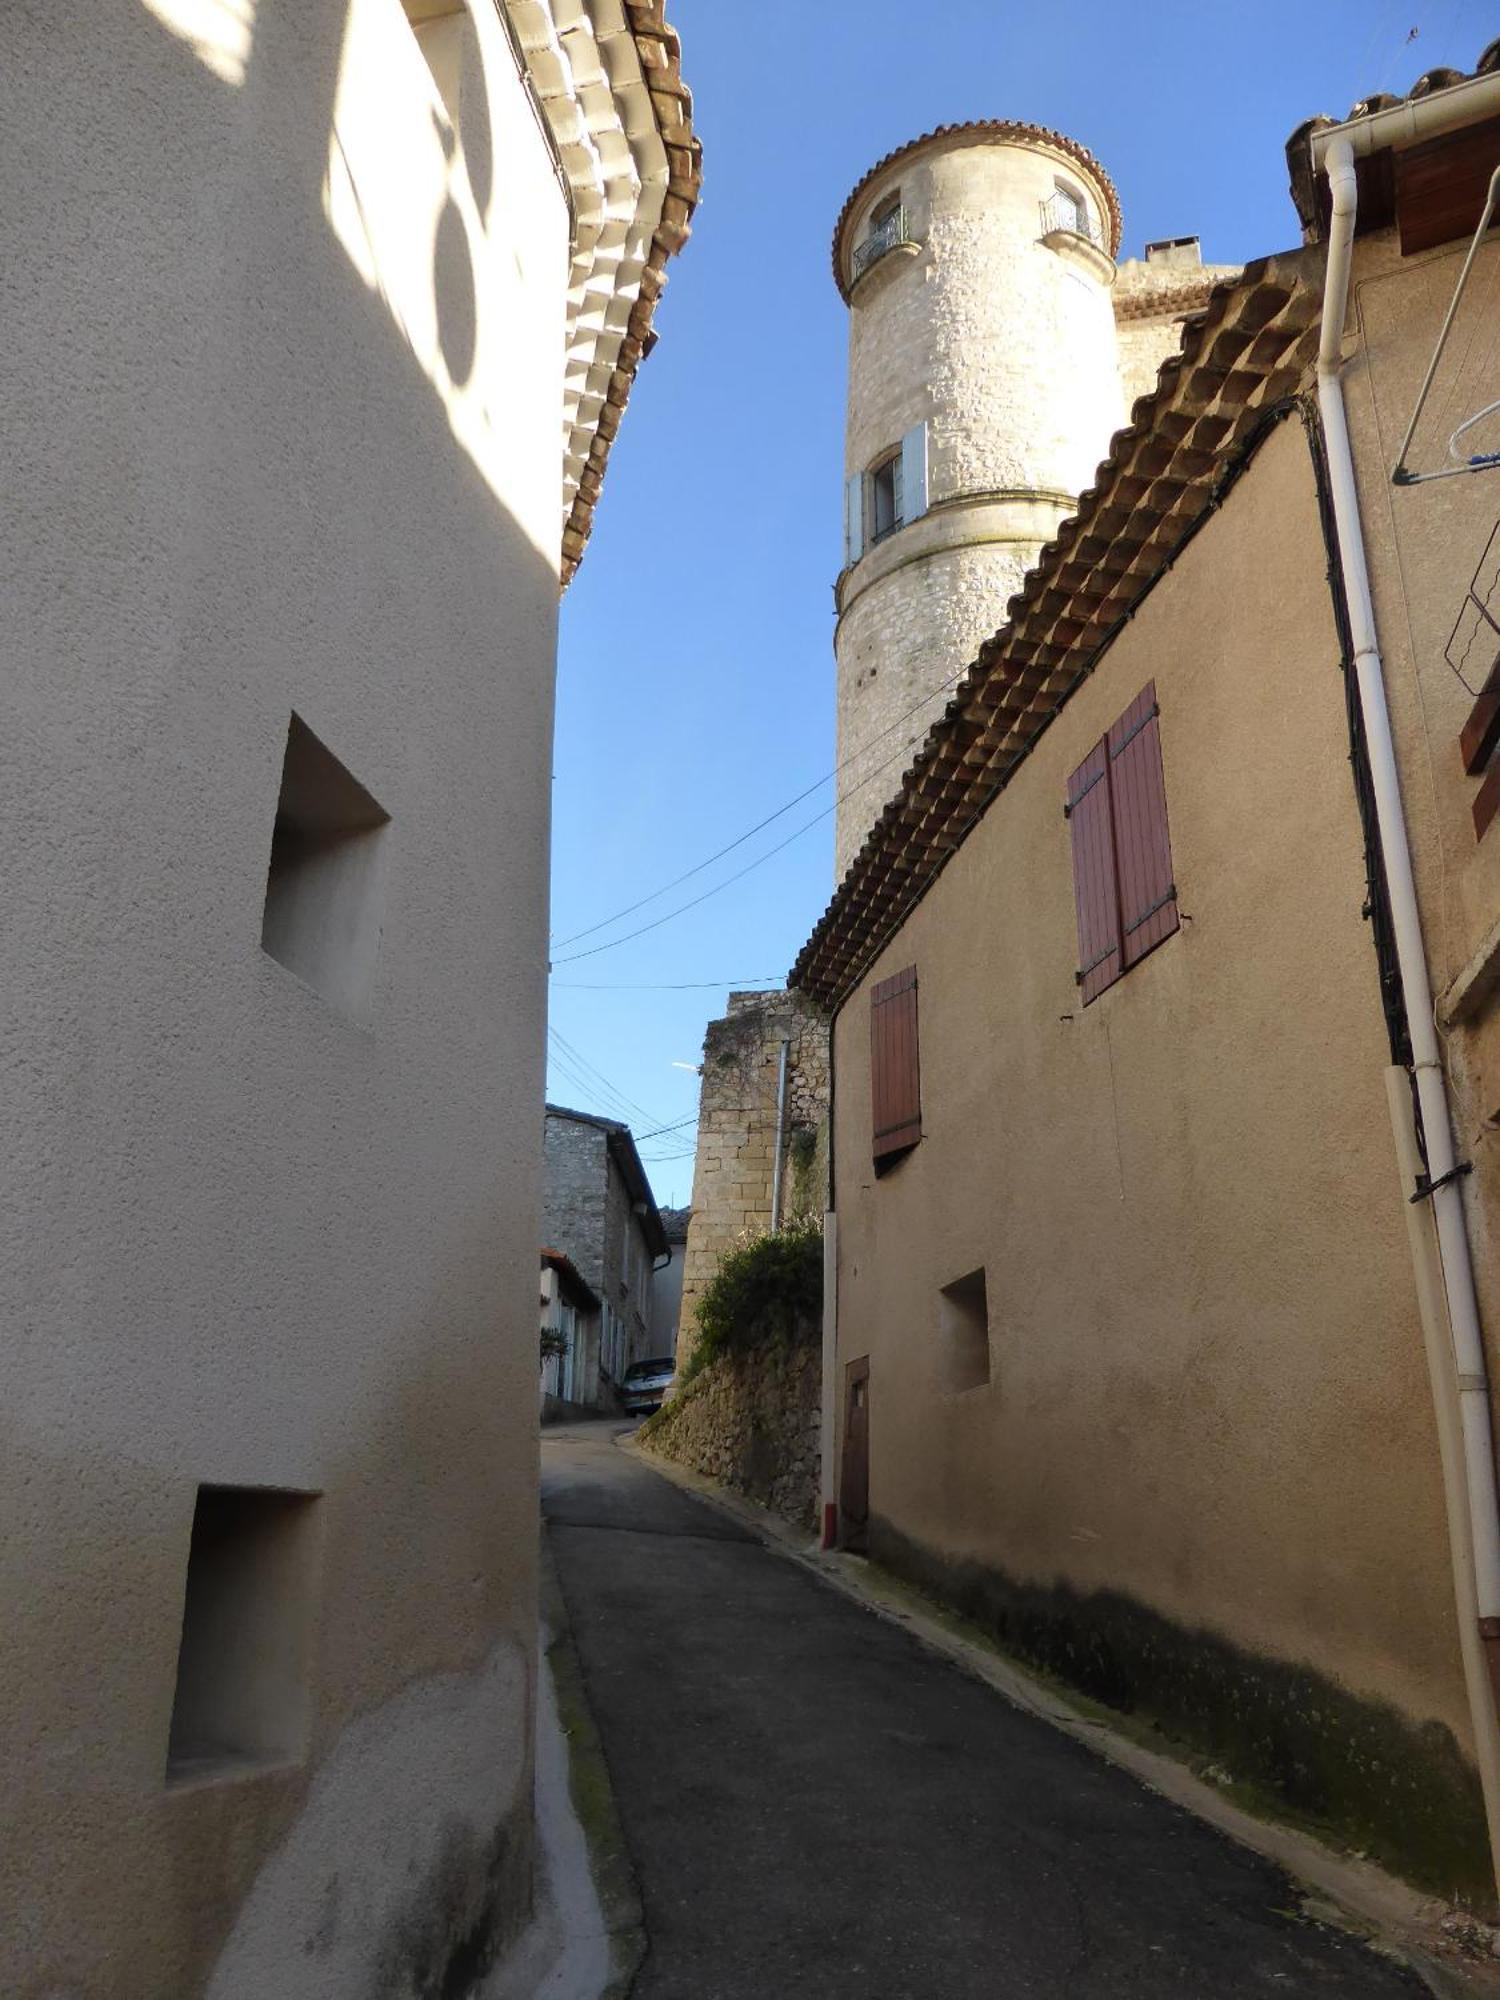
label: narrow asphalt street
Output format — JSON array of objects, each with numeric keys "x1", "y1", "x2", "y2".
[{"x1": 540, "y1": 1423, "x2": 1432, "y2": 1999}]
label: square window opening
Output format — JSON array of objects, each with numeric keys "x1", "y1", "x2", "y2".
[
  {"x1": 166, "y1": 1485, "x2": 321, "y2": 1786},
  {"x1": 261, "y1": 714, "x2": 390, "y2": 1020},
  {"x1": 938, "y1": 1268, "x2": 990, "y2": 1394}
]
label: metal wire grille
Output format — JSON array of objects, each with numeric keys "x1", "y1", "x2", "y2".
[{"x1": 851, "y1": 205, "x2": 909, "y2": 282}]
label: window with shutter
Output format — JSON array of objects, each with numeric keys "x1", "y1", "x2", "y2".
[
  {"x1": 1065, "y1": 681, "x2": 1178, "y2": 1002},
  {"x1": 870, "y1": 965, "x2": 921, "y2": 1167},
  {"x1": 900, "y1": 422, "x2": 928, "y2": 525},
  {"x1": 869, "y1": 452, "x2": 902, "y2": 543}
]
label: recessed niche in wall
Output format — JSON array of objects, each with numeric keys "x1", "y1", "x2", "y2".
[
  {"x1": 166, "y1": 1484, "x2": 321, "y2": 1786},
  {"x1": 260, "y1": 714, "x2": 390, "y2": 1020},
  {"x1": 938, "y1": 1268, "x2": 990, "y2": 1393}
]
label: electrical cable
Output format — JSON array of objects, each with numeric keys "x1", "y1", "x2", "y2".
[
  {"x1": 549, "y1": 654, "x2": 978, "y2": 950},
  {"x1": 631, "y1": 1113, "x2": 700, "y2": 1142},
  {"x1": 547, "y1": 1029, "x2": 668, "y2": 1131},
  {"x1": 549, "y1": 697, "x2": 956, "y2": 968},
  {"x1": 552, "y1": 808, "x2": 836, "y2": 972},
  {"x1": 550, "y1": 976, "x2": 782, "y2": 991}
]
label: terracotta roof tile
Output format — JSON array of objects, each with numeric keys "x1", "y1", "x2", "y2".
[
  {"x1": 1285, "y1": 37, "x2": 1500, "y2": 241},
  {"x1": 831, "y1": 120, "x2": 1123, "y2": 300},
  {"x1": 559, "y1": 6, "x2": 702, "y2": 586}
]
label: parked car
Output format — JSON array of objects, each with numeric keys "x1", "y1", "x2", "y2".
[{"x1": 619, "y1": 1357, "x2": 675, "y2": 1416}]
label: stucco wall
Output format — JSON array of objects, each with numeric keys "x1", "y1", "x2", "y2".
[
  {"x1": 1341, "y1": 227, "x2": 1500, "y2": 1405},
  {"x1": 0, "y1": 2, "x2": 565, "y2": 1992},
  {"x1": 828, "y1": 417, "x2": 1485, "y2": 1895},
  {"x1": 834, "y1": 133, "x2": 1126, "y2": 879}
]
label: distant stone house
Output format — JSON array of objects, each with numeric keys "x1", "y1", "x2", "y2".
[
  {"x1": 543, "y1": 1104, "x2": 670, "y2": 1405},
  {"x1": 793, "y1": 51, "x2": 1500, "y2": 1907}
]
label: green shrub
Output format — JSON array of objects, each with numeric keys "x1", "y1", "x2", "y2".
[{"x1": 687, "y1": 1218, "x2": 822, "y2": 1380}]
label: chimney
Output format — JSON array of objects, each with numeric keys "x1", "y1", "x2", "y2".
[{"x1": 1144, "y1": 235, "x2": 1202, "y2": 269}]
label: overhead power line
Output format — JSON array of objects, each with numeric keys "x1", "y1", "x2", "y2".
[
  {"x1": 550, "y1": 804, "x2": 833, "y2": 966},
  {"x1": 632, "y1": 1113, "x2": 700, "y2": 1142},
  {"x1": 550, "y1": 692, "x2": 963, "y2": 968},
  {"x1": 549, "y1": 655, "x2": 978, "y2": 952},
  {"x1": 550, "y1": 976, "x2": 783, "y2": 991},
  {"x1": 547, "y1": 1028, "x2": 670, "y2": 1133}
]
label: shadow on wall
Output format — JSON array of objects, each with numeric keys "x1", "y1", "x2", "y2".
[
  {"x1": 138, "y1": 0, "x2": 555, "y2": 548},
  {"x1": 4, "y1": 0, "x2": 560, "y2": 1994}
]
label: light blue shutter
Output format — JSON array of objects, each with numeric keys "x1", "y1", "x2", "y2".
[
  {"x1": 844, "y1": 471, "x2": 864, "y2": 567},
  {"x1": 900, "y1": 422, "x2": 928, "y2": 523}
]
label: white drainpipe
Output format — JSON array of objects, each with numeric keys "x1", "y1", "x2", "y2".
[{"x1": 1314, "y1": 111, "x2": 1500, "y2": 1887}]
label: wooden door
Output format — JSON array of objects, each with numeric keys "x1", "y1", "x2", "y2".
[{"x1": 840, "y1": 1357, "x2": 870, "y2": 1552}]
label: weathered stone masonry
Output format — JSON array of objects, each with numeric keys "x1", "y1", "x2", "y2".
[{"x1": 674, "y1": 991, "x2": 829, "y2": 1374}]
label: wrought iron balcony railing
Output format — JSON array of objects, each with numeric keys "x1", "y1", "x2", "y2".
[
  {"x1": 851, "y1": 205, "x2": 911, "y2": 283},
  {"x1": 1039, "y1": 191, "x2": 1102, "y2": 246}
]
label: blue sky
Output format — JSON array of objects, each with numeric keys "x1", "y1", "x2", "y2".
[{"x1": 547, "y1": 0, "x2": 1492, "y2": 1204}]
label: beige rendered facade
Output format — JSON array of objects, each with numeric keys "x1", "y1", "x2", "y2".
[
  {"x1": 795, "y1": 62, "x2": 1500, "y2": 1905},
  {"x1": 0, "y1": 3, "x2": 695, "y2": 1995}
]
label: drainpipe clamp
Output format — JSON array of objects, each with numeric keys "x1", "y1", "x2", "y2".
[{"x1": 1410, "y1": 1160, "x2": 1474, "y2": 1204}]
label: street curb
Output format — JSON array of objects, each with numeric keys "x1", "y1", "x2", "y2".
[
  {"x1": 626, "y1": 1432, "x2": 1500, "y2": 1999},
  {"x1": 540, "y1": 1541, "x2": 648, "y2": 1999}
]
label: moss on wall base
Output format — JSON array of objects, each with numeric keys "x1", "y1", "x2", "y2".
[{"x1": 871, "y1": 1517, "x2": 1492, "y2": 1911}]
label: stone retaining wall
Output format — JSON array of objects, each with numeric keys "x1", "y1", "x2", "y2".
[
  {"x1": 639, "y1": 1340, "x2": 820, "y2": 1528},
  {"x1": 676, "y1": 990, "x2": 829, "y2": 1376}
]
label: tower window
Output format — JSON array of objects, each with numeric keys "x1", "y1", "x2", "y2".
[
  {"x1": 1046, "y1": 178, "x2": 1095, "y2": 244},
  {"x1": 869, "y1": 451, "x2": 903, "y2": 543},
  {"x1": 851, "y1": 190, "x2": 910, "y2": 284},
  {"x1": 844, "y1": 424, "x2": 928, "y2": 568}
]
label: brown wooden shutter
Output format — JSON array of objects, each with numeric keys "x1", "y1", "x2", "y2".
[
  {"x1": 1066, "y1": 739, "x2": 1122, "y2": 1004},
  {"x1": 870, "y1": 965, "x2": 921, "y2": 1162},
  {"x1": 1108, "y1": 681, "x2": 1178, "y2": 969}
]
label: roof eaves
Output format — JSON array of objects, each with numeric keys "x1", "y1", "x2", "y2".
[
  {"x1": 831, "y1": 120, "x2": 1123, "y2": 301},
  {"x1": 604, "y1": 1126, "x2": 669, "y2": 1260},
  {"x1": 1284, "y1": 37, "x2": 1500, "y2": 240},
  {"x1": 542, "y1": 1248, "x2": 601, "y2": 1312},
  {"x1": 545, "y1": 4, "x2": 703, "y2": 586}
]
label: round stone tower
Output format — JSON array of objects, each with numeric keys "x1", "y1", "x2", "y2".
[{"x1": 832, "y1": 121, "x2": 1128, "y2": 877}]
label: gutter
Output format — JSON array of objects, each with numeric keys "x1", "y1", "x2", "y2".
[
  {"x1": 1313, "y1": 111, "x2": 1500, "y2": 1899},
  {"x1": 1311, "y1": 72, "x2": 1500, "y2": 165}
]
